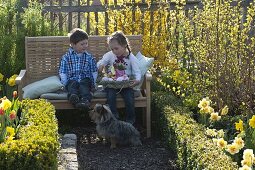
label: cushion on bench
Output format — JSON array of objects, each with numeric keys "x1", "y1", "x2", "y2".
[
  {"x1": 134, "y1": 52, "x2": 154, "y2": 89},
  {"x1": 40, "y1": 89, "x2": 142, "y2": 100},
  {"x1": 22, "y1": 76, "x2": 64, "y2": 99}
]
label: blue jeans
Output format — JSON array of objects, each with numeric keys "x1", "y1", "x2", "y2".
[
  {"x1": 106, "y1": 88, "x2": 135, "y2": 124},
  {"x1": 66, "y1": 78, "x2": 92, "y2": 101}
]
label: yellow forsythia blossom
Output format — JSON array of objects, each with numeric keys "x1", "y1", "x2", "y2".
[
  {"x1": 235, "y1": 119, "x2": 244, "y2": 132},
  {"x1": 249, "y1": 115, "x2": 255, "y2": 128}
]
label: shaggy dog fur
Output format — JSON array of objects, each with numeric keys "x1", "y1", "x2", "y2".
[{"x1": 89, "y1": 104, "x2": 142, "y2": 148}]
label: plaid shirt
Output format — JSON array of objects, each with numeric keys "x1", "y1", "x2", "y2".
[{"x1": 59, "y1": 47, "x2": 98, "y2": 85}]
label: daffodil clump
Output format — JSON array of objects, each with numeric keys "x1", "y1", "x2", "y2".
[
  {"x1": 0, "y1": 91, "x2": 20, "y2": 143},
  {"x1": 198, "y1": 97, "x2": 255, "y2": 169},
  {"x1": 197, "y1": 97, "x2": 228, "y2": 125},
  {"x1": 233, "y1": 116, "x2": 255, "y2": 169}
]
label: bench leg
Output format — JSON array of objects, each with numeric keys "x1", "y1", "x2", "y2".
[{"x1": 146, "y1": 105, "x2": 151, "y2": 138}]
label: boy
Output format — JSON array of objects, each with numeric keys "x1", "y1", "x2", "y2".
[{"x1": 59, "y1": 28, "x2": 98, "y2": 109}]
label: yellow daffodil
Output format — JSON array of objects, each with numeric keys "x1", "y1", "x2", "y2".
[
  {"x1": 221, "y1": 105, "x2": 229, "y2": 115},
  {"x1": 200, "y1": 106, "x2": 214, "y2": 114},
  {"x1": 249, "y1": 115, "x2": 255, "y2": 128},
  {"x1": 0, "y1": 98, "x2": 12, "y2": 110},
  {"x1": 243, "y1": 149, "x2": 254, "y2": 162},
  {"x1": 226, "y1": 143, "x2": 240, "y2": 155},
  {"x1": 239, "y1": 165, "x2": 252, "y2": 170},
  {"x1": 217, "y1": 138, "x2": 227, "y2": 149},
  {"x1": 235, "y1": 119, "x2": 244, "y2": 132},
  {"x1": 7, "y1": 78, "x2": 15, "y2": 87},
  {"x1": 198, "y1": 97, "x2": 211, "y2": 109},
  {"x1": 210, "y1": 112, "x2": 221, "y2": 121},
  {"x1": 7, "y1": 74, "x2": 18, "y2": 87},
  {"x1": 0, "y1": 73, "x2": 3, "y2": 82},
  {"x1": 241, "y1": 159, "x2": 253, "y2": 168},
  {"x1": 233, "y1": 137, "x2": 244, "y2": 150}
]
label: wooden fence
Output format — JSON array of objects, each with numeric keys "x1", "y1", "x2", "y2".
[
  {"x1": 27, "y1": 0, "x2": 203, "y2": 35},
  {"x1": 19, "y1": 0, "x2": 253, "y2": 35}
]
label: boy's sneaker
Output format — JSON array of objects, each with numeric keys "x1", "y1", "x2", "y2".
[
  {"x1": 69, "y1": 94, "x2": 79, "y2": 105},
  {"x1": 75, "y1": 99, "x2": 91, "y2": 109}
]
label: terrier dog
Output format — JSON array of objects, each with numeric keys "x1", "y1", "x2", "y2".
[{"x1": 89, "y1": 103, "x2": 142, "y2": 149}]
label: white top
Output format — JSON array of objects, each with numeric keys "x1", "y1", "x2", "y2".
[{"x1": 97, "y1": 51, "x2": 141, "y2": 81}]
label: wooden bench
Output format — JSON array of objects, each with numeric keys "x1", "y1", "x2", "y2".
[{"x1": 15, "y1": 35, "x2": 152, "y2": 138}]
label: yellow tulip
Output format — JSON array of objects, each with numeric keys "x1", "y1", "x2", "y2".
[{"x1": 0, "y1": 98, "x2": 12, "y2": 111}]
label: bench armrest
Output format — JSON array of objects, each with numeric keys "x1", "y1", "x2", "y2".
[
  {"x1": 15, "y1": 70, "x2": 28, "y2": 99},
  {"x1": 145, "y1": 71, "x2": 152, "y2": 96}
]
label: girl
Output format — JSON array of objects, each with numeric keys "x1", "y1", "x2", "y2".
[{"x1": 97, "y1": 31, "x2": 141, "y2": 124}]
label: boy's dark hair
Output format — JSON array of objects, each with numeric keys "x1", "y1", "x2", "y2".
[{"x1": 68, "y1": 28, "x2": 88, "y2": 44}]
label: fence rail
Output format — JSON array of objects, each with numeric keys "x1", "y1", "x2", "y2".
[{"x1": 37, "y1": 0, "x2": 203, "y2": 34}]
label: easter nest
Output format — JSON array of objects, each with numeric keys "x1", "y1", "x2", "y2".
[
  {"x1": 97, "y1": 77, "x2": 134, "y2": 89},
  {"x1": 98, "y1": 80, "x2": 134, "y2": 89}
]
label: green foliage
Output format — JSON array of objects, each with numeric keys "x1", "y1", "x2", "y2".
[
  {"x1": 0, "y1": 0, "x2": 56, "y2": 78},
  {"x1": 0, "y1": 99, "x2": 59, "y2": 170}
]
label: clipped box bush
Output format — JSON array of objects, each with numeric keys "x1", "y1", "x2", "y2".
[
  {"x1": 0, "y1": 99, "x2": 59, "y2": 170},
  {"x1": 152, "y1": 91, "x2": 239, "y2": 170}
]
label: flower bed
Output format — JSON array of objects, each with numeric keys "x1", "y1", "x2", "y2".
[{"x1": 0, "y1": 99, "x2": 59, "y2": 169}]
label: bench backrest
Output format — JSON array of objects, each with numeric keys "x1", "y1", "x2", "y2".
[{"x1": 25, "y1": 35, "x2": 142, "y2": 83}]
